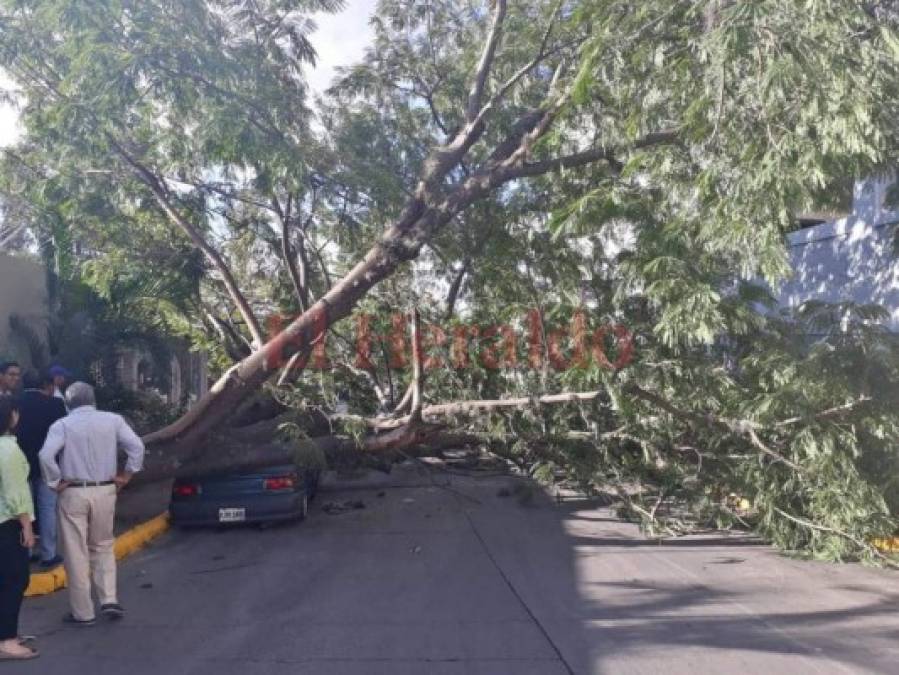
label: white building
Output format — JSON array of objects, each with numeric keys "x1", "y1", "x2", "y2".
[{"x1": 777, "y1": 177, "x2": 899, "y2": 330}]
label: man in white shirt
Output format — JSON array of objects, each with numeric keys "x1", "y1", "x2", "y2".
[{"x1": 39, "y1": 382, "x2": 145, "y2": 625}]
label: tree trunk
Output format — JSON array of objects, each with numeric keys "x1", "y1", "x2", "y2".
[
  {"x1": 136, "y1": 425, "x2": 483, "y2": 484},
  {"x1": 335, "y1": 389, "x2": 606, "y2": 430},
  {"x1": 134, "y1": 17, "x2": 676, "y2": 468},
  {"x1": 141, "y1": 234, "x2": 413, "y2": 449}
]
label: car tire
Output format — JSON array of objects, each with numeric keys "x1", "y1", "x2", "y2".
[{"x1": 300, "y1": 493, "x2": 309, "y2": 520}]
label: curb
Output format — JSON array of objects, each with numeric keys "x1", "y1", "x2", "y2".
[{"x1": 25, "y1": 512, "x2": 170, "y2": 598}]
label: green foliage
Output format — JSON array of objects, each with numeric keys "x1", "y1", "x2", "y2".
[
  {"x1": 0, "y1": 0, "x2": 342, "y2": 372},
  {"x1": 292, "y1": 439, "x2": 328, "y2": 472},
  {"x1": 95, "y1": 385, "x2": 183, "y2": 436},
  {"x1": 2, "y1": 0, "x2": 899, "y2": 564}
]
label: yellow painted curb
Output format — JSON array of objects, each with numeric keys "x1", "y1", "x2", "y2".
[{"x1": 25, "y1": 512, "x2": 170, "y2": 598}]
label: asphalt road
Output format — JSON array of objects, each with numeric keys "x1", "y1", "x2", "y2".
[{"x1": 17, "y1": 466, "x2": 899, "y2": 674}]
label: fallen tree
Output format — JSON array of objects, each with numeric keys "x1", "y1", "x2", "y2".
[{"x1": 4, "y1": 1, "x2": 899, "y2": 563}]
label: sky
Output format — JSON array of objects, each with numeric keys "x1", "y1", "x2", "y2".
[
  {"x1": 0, "y1": 0, "x2": 378, "y2": 148},
  {"x1": 0, "y1": 72, "x2": 22, "y2": 147},
  {"x1": 306, "y1": 0, "x2": 378, "y2": 95}
]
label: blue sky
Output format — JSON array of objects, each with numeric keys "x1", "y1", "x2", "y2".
[{"x1": 0, "y1": 0, "x2": 378, "y2": 147}]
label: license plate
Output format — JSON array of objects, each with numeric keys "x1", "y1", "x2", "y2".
[{"x1": 218, "y1": 508, "x2": 246, "y2": 522}]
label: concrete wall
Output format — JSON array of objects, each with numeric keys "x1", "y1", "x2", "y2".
[
  {"x1": 777, "y1": 177, "x2": 899, "y2": 330},
  {"x1": 0, "y1": 252, "x2": 49, "y2": 368},
  {"x1": 0, "y1": 253, "x2": 208, "y2": 403}
]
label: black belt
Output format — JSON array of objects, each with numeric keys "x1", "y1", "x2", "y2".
[{"x1": 65, "y1": 480, "x2": 115, "y2": 488}]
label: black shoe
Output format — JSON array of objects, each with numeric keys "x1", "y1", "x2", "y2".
[
  {"x1": 100, "y1": 603, "x2": 125, "y2": 620},
  {"x1": 62, "y1": 613, "x2": 96, "y2": 626},
  {"x1": 39, "y1": 555, "x2": 63, "y2": 569}
]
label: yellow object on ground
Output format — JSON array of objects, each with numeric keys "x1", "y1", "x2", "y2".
[
  {"x1": 25, "y1": 512, "x2": 169, "y2": 598},
  {"x1": 872, "y1": 537, "x2": 899, "y2": 553}
]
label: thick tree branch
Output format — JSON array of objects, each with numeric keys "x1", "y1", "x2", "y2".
[
  {"x1": 201, "y1": 308, "x2": 252, "y2": 362},
  {"x1": 776, "y1": 397, "x2": 873, "y2": 428},
  {"x1": 499, "y1": 129, "x2": 680, "y2": 181},
  {"x1": 274, "y1": 193, "x2": 310, "y2": 312},
  {"x1": 470, "y1": 0, "x2": 568, "y2": 129},
  {"x1": 335, "y1": 389, "x2": 605, "y2": 431},
  {"x1": 444, "y1": 259, "x2": 471, "y2": 321},
  {"x1": 409, "y1": 308, "x2": 425, "y2": 422},
  {"x1": 466, "y1": 0, "x2": 508, "y2": 122},
  {"x1": 393, "y1": 382, "x2": 414, "y2": 415},
  {"x1": 336, "y1": 380, "x2": 863, "y2": 478},
  {"x1": 109, "y1": 138, "x2": 266, "y2": 349},
  {"x1": 137, "y1": 426, "x2": 481, "y2": 484}
]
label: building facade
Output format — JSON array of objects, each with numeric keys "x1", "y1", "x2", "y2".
[
  {"x1": 777, "y1": 177, "x2": 899, "y2": 330},
  {"x1": 0, "y1": 251, "x2": 207, "y2": 402}
]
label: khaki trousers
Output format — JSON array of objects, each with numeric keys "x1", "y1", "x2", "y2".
[{"x1": 57, "y1": 485, "x2": 117, "y2": 620}]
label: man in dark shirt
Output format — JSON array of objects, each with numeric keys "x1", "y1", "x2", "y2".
[{"x1": 16, "y1": 371, "x2": 67, "y2": 567}]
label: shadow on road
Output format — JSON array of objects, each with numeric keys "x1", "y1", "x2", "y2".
[{"x1": 16, "y1": 467, "x2": 899, "y2": 675}]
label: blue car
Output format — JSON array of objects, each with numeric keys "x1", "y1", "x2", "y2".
[{"x1": 169, "y1": 465, "x2": 320, "y2": 527}]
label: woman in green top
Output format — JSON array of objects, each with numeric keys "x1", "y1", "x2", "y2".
[{"x1": 0, "y1": 396, "x2": 38, "y2": 660}]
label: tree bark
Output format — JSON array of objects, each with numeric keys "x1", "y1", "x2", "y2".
[
  {"x1": 466, "y1": 0, "x2": 508, "y2": 121},
  {"x1": 443, "y1": 259, "x2": 470, "y2": 321},
  {"x1": 277, "y1": 194, "x2": 310, "y2": 313},
  {"x1": 136, "y1": 425, "x2": 482, "y2": 484},
  {"x1": 409, "y1": 308, "x2": 424, "y2": 421},
  {"x1": 335, "y1": 389, "x2": 605, "y2": 431}
]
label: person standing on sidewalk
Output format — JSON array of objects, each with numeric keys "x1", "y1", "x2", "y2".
[
  {"x1": 16, "y1": 371, "x2": 67, "y2": 568},
  {"x1": 38, "y1": 382, "x2": 144, "y2": 626},
  {"x1": 0, "y1": 397, "x2": 39, "y2": 660}
]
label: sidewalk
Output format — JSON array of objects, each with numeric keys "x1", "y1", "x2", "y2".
[
  {"x1": 27, "y1": 479, "x2": 174, "y2": 592},
  {"x1": 113, "y1": 479, "x2": 174, "y2": 534}
]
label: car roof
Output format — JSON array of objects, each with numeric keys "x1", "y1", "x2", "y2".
[{"x1": 176, "y1": 464, "x2": 297, "y2": 482}]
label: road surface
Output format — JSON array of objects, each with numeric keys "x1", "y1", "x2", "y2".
[{"x1": 18, "y1": 465, "x2": 899, "y2": 674}]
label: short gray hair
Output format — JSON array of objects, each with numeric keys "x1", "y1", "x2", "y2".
[{"x1": 65, "y1": 381, "x2": 96, "y2": 409}]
